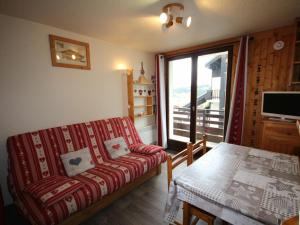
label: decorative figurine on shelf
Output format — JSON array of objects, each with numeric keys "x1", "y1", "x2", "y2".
[
  {"x1": 138, "y1": 89, "x2": 143, "y2": 96},
  {"x1": 151, "y1": 75, "x2": 156, "y2": 84},
  {"x1": 137, "y1": 62, "x2": 151, "y2": 84}
]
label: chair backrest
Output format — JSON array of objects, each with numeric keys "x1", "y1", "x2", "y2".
[
  {"x1": 281, "y1": 216, "x2": 299, "y2": 225},
  {"x1": 167, "y1": 135, "x2": 207, "y2": 189}
]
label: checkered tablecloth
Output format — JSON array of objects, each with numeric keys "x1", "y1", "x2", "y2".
[{"x1": 164, "y1": 142, "x2": 300, "y2": 225}]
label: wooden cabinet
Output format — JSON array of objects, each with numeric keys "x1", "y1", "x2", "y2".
[
  {"x1": 127, "y1": 68, "x2": 156, "y2": 130},
  {"x1": 261, "y1": 120, "x2": 300, "y2": 156}
]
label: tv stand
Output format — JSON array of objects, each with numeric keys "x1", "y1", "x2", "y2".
[
  {"x1": 267, "y1": 117, "x2": 295, "y2": 123},
  {"x1": 261, "y1": 119, "x2": 300, "y2": 156}
]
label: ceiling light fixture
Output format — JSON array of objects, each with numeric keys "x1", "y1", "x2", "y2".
[{"x1": 159, "y1": 3, "x2": 192, "y2": 30}]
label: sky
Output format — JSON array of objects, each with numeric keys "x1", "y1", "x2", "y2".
[{"x1": 169, "y1": 51, "x2": 227, "y2": 89}]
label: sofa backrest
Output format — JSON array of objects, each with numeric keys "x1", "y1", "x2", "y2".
[{"x1": 7, "y1": 117, "x2": 142, "y2": 191}]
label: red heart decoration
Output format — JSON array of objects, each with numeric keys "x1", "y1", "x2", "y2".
[
  {"x1": 65, "y1": 196, "x2": 72, "y2": 202},
  {"x1": 35, "y1": 144, "x2": 42, "y2": 149},
  {"x1": 100, "y1": 181, "x2": 105, "y2": 185},
  {"x1": 39, "y1": 157, "x2": 45, "y2": 162},
  {"x1": 112, "y1": 144, "x2": 120, "y2": 150},
  {"x1": 90, "y1": 135, "x2": 95, "y2": 138},
  {"x1": 97, "y1": 155, "x2": 101, "y2": 159},
  {"x1": 124, "y1": 170, "x2": 128, "y2": 174},
  {"x1": 42, "y1": 171, "x2": 49, "y2": 176},
  {"x1": 93, "y1": 145, "x2": 98, "y2": 149},
  {"x1": 66, "y1": 139, "x2": 71, "y2": 143},
  {"x1": 32, "y1": 132, "x2": 38, "y2": 136},
  {"x1": 52, "y1": 190, "x2": 58, "y2": 194}
]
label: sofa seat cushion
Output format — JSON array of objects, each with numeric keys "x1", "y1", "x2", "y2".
[
  {"x1": 24, "y1": 175, "x2": 84, "y2": 207},
  {"x1": 18, "y1": 185, "x2": 92, "y2": 225},
  {"x1": 129, "y1": 144, "x2": 164, "y2": 155},
  {"x1": 113, "y1": 150, "x2": 168, "y2": 175},
  {"x1": 73, "y1": 166, "x2": 128, "y2": 202}
]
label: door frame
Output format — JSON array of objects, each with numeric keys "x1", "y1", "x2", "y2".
[{"x1": 165, "y1": 45, "x2": 234, "y2": 151}]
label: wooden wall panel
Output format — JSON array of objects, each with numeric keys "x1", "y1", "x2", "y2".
[{"x1": 243, "y1": 25, "x2": 300, "y2": 147}]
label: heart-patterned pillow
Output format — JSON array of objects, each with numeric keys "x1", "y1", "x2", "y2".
[
  {"x1": 69, "y1": 157, "x2": 82, "y2": 166},
  {"x1": 60, "y1": 148, "x2": 95, "y2": 177},
  {"x1": 104, "y1": 137, "x2": 129, "y2": 159}
]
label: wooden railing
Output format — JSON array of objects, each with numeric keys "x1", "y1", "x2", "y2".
[{"x1": 172, "y1": 107, "x2": 225, "y2": 143}]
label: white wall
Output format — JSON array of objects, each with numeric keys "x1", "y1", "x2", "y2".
[{"x1": 0, "y1": 14, "x2": 156, "y2": 205}]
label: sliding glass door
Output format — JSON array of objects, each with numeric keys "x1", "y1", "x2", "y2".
[{"x1": 167, "y1": 47, "x2": 233, "y2": 150}]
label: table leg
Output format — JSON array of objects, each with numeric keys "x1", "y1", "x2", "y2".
[{"x1": 183, "y1": 202, "x2": 191, "y2": 225}]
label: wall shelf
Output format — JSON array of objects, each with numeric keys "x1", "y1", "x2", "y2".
[
  {"x1": 134, "y1": 113, "x2": 155, "y2": 119},
  {"x1": 134, "y1": 104, "x2": 155, "y2": 108},
  {"x1": 127, "y1": 69, "x2": 156, "y2": 129}
]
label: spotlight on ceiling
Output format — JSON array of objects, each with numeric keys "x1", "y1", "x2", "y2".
[
  {"x1": 159, "y1": 3, "x2": 192, "y2": 30},
  {"x1": 159, "y1": 12, "x2": 168, "y2": 24}
]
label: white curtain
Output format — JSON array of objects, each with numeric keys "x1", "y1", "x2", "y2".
[{"x1": 156, "y1": 55, "x2": 167, "y2": 148}]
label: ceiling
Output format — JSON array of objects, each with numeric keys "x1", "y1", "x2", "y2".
[{"x1": 1, "y1": 0, "x2": 300, "y2": 53}]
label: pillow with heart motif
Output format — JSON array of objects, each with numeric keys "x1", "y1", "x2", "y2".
[
  {"x1": 104, "y1": 137, "x2": 129, "y2": 159},
  {"x1": 60, "y1": 147, "x2": 95, "y2": 177}
]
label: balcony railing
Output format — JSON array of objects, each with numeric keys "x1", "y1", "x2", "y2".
[{"x1": 172, "y1": 106, "x2": 225, "y2": 143}]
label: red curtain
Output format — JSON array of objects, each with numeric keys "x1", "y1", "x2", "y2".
[
  {"x1": 0, "y1": 186, "x2": 4, "y2": 225},
  {"x1": 225, "y1": 36, "x2": 249, "y2": 145}
]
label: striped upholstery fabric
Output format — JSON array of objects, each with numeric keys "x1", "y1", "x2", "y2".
[
  {"x1": 129, "y1": 144, "x2": 164, "y2": 155},
  {"x1": 24, "y1": 175, "x2": 84, "y2": 207},
  {"x1": 7, "y1": 117, "x2": 167, "y2": 225}
]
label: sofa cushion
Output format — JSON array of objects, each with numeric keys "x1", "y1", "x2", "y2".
[
  {"x1": 73, "y1": 164, "x2": 134, "y2": 202},
  {"x1": 60, "y1": 148, "x2": 95, "y2": 177},
  {"x1": 104, "y1": 137, "x2": 129, "y2": 159},
  {"x1": 24, "y1": 175, "x2": 84, "y2": 207},
  {"x1": 129, "y1": 144, "x2": 164, "y2": 155}
]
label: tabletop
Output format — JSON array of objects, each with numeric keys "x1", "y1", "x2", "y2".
[{"x1": 164, "y1": 142, "x2": 300, "y2": 225}]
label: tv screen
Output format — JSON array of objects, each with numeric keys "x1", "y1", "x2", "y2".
[{"x1": 262, "y1": 92, "x2": 300, "y2": 120}]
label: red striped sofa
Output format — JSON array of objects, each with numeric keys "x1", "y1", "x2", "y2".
[{"x1": 7, "y1": 117, "x2": 167, "y2": 225}]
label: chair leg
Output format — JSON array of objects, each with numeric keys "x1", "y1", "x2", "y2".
[
  {"x1": 190, "y1": 217, "x2": 199, "y2": 225},
  {"x1": 207, "y1": 218, "x2": 214, "y2": 225},
  {"x1": 183, "y1": 202, "x2": 191, "y2": 225}
]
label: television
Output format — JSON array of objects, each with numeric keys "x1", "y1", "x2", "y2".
[{"x1": 261, "y1": 91, "x2": 300, "y2": 120}]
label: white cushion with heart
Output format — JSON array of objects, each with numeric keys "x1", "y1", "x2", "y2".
[
  {"x1": 104, "y1": 137, "x2": 129, "y2": 159},
  {"x1": 60, "y1": 148, "x2": 95, "y2": 177}
]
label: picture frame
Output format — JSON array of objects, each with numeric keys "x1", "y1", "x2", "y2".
[{"x1": 49, "y1": 34, "x2": 91, "y2": 70}]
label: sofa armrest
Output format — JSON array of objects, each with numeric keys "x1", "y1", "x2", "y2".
[
  {"x1": 24, "y1": 175, "x2": 83, "y2": 207},
  {"x1": 129, "y1": 144, "x2": 164, "y2": 155}
]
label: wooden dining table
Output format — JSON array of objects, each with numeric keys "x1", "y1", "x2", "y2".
[{"x1": 164, "y1": 142, "x2": 300, "y2": 225}]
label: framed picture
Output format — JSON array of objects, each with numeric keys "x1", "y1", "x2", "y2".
[{"x1": 49, "y1": 35, "x2": 91, "y2": 70}]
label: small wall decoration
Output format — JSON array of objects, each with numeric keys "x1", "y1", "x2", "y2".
[
  {"x1": 49, "y1": 35, "x2": 91, "y2": 70},
  {"x1": 273, "y1": 40, "x2": 285, "y2": 51}
]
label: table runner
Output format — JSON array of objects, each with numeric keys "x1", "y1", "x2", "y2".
[{"x1": 164, "y1": 143, "x2": 300, "y2": 225}]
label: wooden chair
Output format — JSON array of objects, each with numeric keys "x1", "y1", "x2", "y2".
[{"x1": 167, "y1": 135, "x2": 216, "y2": 225}]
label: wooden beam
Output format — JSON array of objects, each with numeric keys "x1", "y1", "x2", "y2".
[{"x1": 162, "y1": 37, "x2": 240, "y2": 58}]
